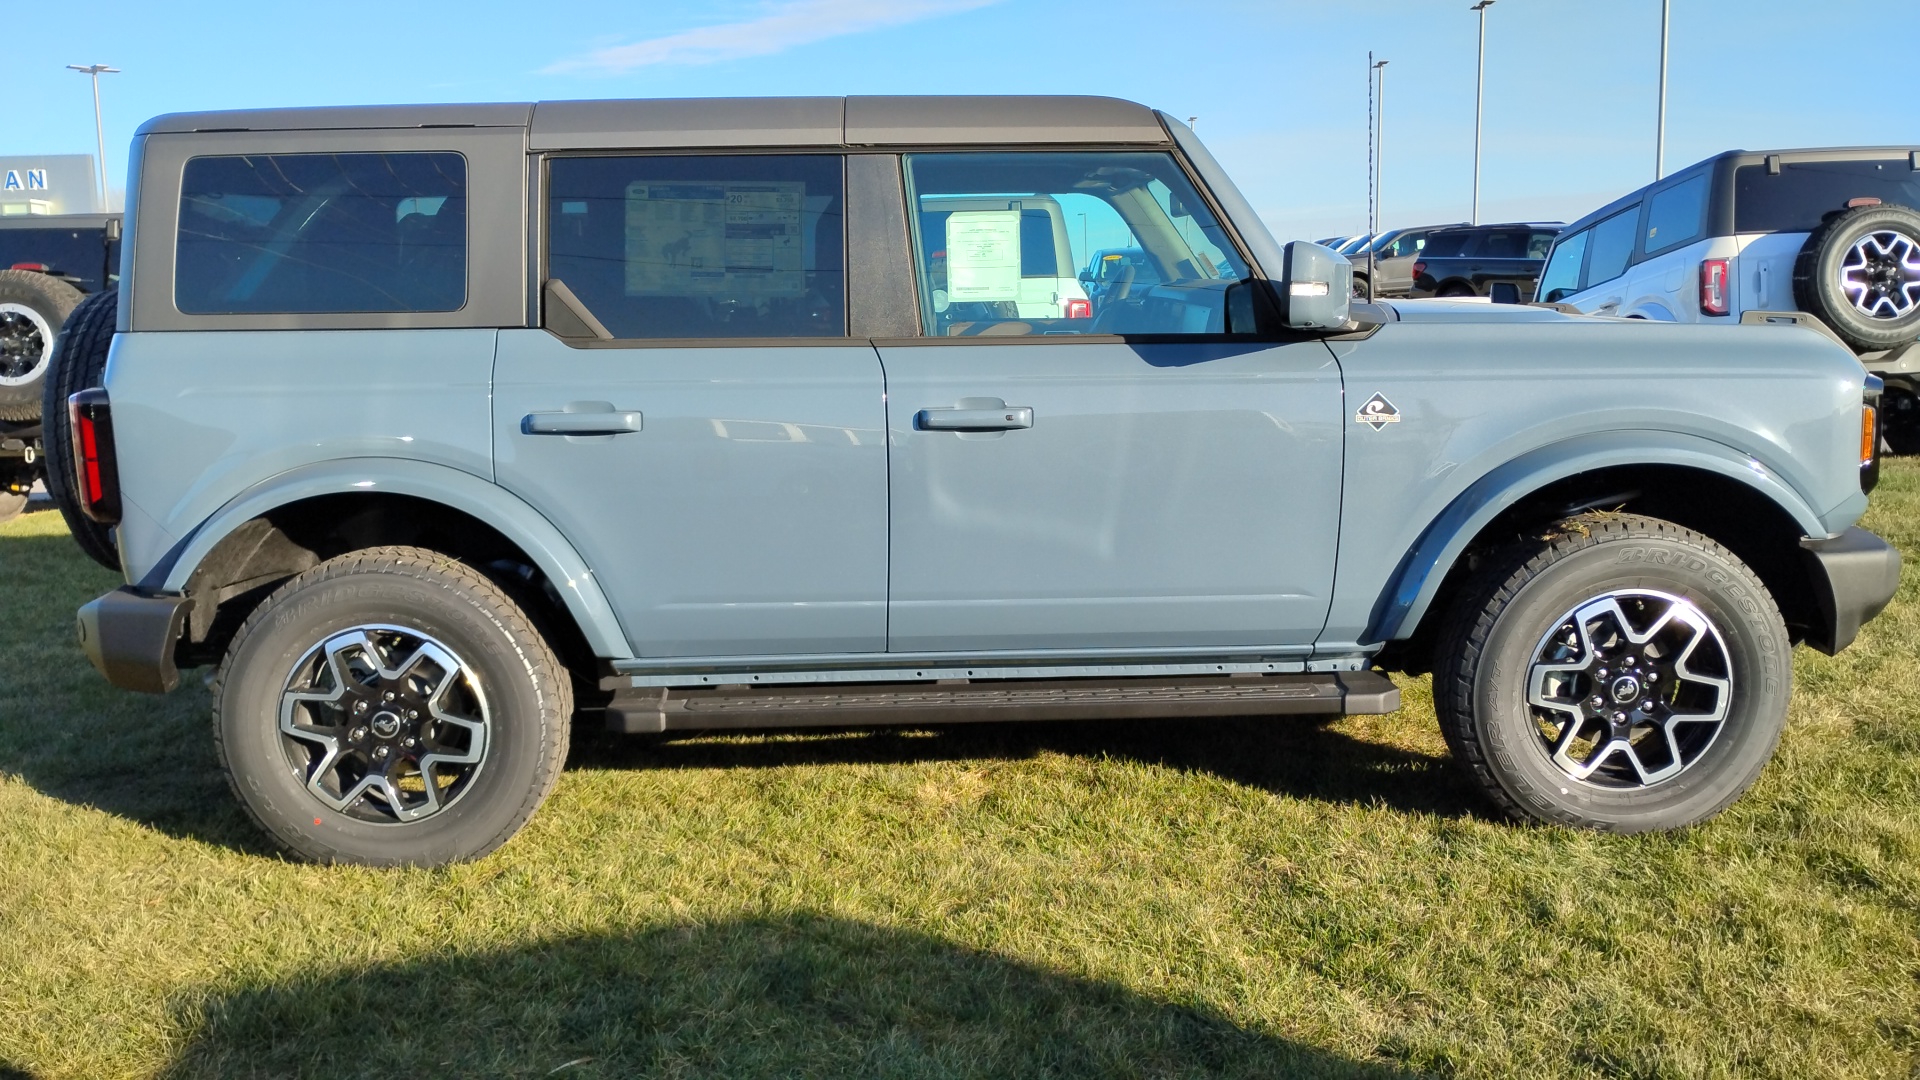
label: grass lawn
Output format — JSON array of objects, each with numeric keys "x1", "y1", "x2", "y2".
[{"x1": 1, "y1": 467, "x2": 1916, "y2": 1080}]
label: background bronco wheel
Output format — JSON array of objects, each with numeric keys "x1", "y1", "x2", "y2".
[
  {"x1": 0, "y1": 268, "x2": 83, "y2": 421},
  {"x1": 213, "y1": 547, "x2": 571, "y2": 866},
  {"x1": 1435, "y1": 514, "x2": 1791, "y2": 832},
  {"x1": 1793, "y1": 203, "x2": 1920, "y2": 353},
  {"x1": 39, "y1": 288, "x2": 118, "y2": 570}
]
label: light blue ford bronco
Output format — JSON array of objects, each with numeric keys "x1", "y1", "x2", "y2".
[{"x1": 53, "y1": 96, "x2": 1898, "y2": 866}]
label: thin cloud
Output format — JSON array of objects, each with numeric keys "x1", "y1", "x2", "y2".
[{"x1": 545, "y1": 0, "x2": 1003, "y2": 75}]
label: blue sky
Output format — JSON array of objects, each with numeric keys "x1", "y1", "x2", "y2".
[{"x1": 16, "y1": 0, "x2": 1920, "y2": 241}]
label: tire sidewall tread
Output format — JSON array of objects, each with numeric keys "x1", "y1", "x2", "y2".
[
  {"x1": 212, "y1": 546, "x2": 571, "y2": 866},
  {"x1": 1793, "y1": 203, "x2": 1920, "y2": 353},
  {"x1": 1434, "y1": 515, "x2": 1791, "y2": 832}
]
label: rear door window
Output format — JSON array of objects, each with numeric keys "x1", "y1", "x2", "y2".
[
  {"x1": 1477, "y1": 229, "x2": 1531, "y2": 258},
  {"x1": 546, "y1": 154, "x2": 845, "y2": 339},
  {"x1": 176, "y1": 152, "x2": 467, "y2": 314},
  {"x1": 1420, "y1": 231, "x2": 1473, "y2": 258},
  {"x1": 1585, "y1": 207, "x2": 1640, "y2": 288},
  {"x1": 1735, "y1": 159, "x2": 1920, "y2": 233},
  {"x1": 1644, "y1": 174, "x2": 1709, "y2": 255}
]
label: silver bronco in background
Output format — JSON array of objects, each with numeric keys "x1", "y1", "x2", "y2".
[{"x1": 57, "y1": 96, "x2": 1898, "y2": 866}]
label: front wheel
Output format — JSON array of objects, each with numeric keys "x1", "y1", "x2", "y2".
[
  {"x1": 1435, "y1": 514, "x2": 1791, "y2": 832},
  {"x1": 213, "y1": 547, "x2": 572, "y2": 866}
]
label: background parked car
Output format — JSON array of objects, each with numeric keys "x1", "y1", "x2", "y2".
[
  {"x1": 1408, "y1": 222, "x2": 1563, "y2": 299},
  {"x1": 1538, "y1": 146, "x2": 1920, "y2": 442},
  {"x1": 1351, "y1": 223, "x2": 1467, "y2": 297},
  {"x1": 1078, "y1": 247, "x2": 1163, "y2": 311}
]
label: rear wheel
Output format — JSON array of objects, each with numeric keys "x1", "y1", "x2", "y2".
[
  {"x1": 1437, "y1": 283, "x2": 1475, "y2": 298},
  {"x1": 213, "y1": 547, "x2": 572, "y2": 866},
  {"x1": 0, "y1": 269, "x2": 83, "y2": 421},
  {"x1": 1435, "y1": 514, "x2": 1791, "y2": 832}
]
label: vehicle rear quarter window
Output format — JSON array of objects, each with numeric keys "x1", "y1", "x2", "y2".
[
  {"x1": 1643, "y1": 174, "x2": 1709, "y2": 254},
  {"x1": 1735, "y1": 159, "x2": 1920, "y2": 233},
  {"x1": 1421, "y1": 231, "x2": 1472, "y2": 258},
  {"x1": 175, "y1": 152, "x2": 467, "y2": 314},
  {"x1": 902, "y1": 151, "x2": 1249, "y2": 337},
  {"x1": 1585, "y1": 207, "x2": 1640, "y2": 288},
  {"x1": 546, "y1": 154, "x2": 845, "y2": 339},
  {"x1": 1477, "y1": 229, "x2": 1535, "y2": 258}
]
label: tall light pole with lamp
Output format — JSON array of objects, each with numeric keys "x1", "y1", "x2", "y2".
[
  {"x1": 66, "y1": 63, "x2": 120, "y2": 212},
  {"x1": 1470, "y1": 1, "x2": 1494, "y2": 225}
]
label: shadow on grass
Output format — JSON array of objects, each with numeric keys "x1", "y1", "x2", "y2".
[
  {"x1": 0, "y1": 529, "x2": 269, "y2": 855},
  {"x1": 159, "y1": 914, "x2": 1422, "y2": 1079},
  {"x1": 572, "y1": 714, "x2": 1482, "y2": 820}
]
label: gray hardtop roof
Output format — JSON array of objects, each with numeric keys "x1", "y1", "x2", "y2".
[{"x1": 136, "y1": 96, "x2": 1173, "y2": 149}]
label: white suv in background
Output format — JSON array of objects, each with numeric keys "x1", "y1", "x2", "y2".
[
  {"x1": 1540, "y1": 148, "x2": 1920, "y2": 337},
  {"x1": 1539, "y1": 147, "x2": 1920, "y2": 442}
]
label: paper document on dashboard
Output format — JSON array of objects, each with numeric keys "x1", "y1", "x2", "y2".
[{"x1": 944, "y1": 210, "x2": 1021, "y2": 302}]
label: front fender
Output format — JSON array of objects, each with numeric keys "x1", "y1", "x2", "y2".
[
  {"x1": 144, "y1": 457, "x2": 632, "y2": 659},
  {"x1": 1369, "y1": 429, "x2": 1829, "y2": 642}
]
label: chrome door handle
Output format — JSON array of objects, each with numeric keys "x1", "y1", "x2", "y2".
[
  {"x1": 916, "y1": 406, "x2": 1033, "y2": 431},
  {"x1": 523, "y1": 404, "x2": 644, "y2": 435}
]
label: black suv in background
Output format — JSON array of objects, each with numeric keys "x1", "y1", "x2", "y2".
[{"x1": 1407, "y1": 222, "x2": 1563, "y2": 300}]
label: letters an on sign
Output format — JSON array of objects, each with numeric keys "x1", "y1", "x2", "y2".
[{"x1": 3, "y1": 170, "x2": 51, "y2": 192}]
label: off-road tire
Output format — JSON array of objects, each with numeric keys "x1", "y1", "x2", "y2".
[
  {"x1": 1434, "y1": 514, "x2": 1791, "y2": 832},
  {"x1": 213, "y1": 546, "x2": 572, "y2": 866},
  {"x1": 1793, "y1": 203, "x2": 1920, "y2": 353},
  {"x1": 39, "y1": 288, "x2": 118, "y2": 570},
  {"x1": 0, "y1": 269, "x2": 83, "y2": 420}
]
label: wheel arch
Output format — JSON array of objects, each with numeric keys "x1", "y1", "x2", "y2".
[
  {"x1": 1371, "y1": 433, "x2": 1831, "y2": 668},
  {"x1": 149, "y1": 459, "x2": 631, "y2": 663}
]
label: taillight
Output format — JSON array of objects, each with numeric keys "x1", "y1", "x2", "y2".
[
  {"x1": 10, "y1": 262, "x2": 49, "y2": 272},
  {"x1": 1862, "y1": 375, "x2": 1883, "y2": 493},
  {"x1": 68, "y1": 388, "x2": 121, "y2": 525},
  {"x1": 1411, "y1": 261, "x2": 1427, "y2": 277},
  {"x1": 1699, "y1": 258, "x2": 1731, "y2": 316},
  {"x1": 1064, "y1": 298, "x2": 1091, "y2": 319}
]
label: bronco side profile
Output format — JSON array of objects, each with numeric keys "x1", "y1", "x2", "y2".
[{"x1": 62, "y1": 97, "x2": 1898, "y2": 867}]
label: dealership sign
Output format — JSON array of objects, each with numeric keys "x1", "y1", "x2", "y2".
[{"x1": 2, "y1": 169, "x2": 50, "y2": 192}]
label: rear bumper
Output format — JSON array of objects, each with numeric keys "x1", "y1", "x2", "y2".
[
  {"x1": 1800, "y1": 528, "x2": 1902, "y2": 655},
  {"x1": 76, "y1": 587, "x2": 191, "y2": 694}
]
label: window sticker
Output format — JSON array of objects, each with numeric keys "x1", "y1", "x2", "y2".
[
  {"x1": 623, "y1": 180, "x2": 806, "y2": 297},
  {"x1": 943, "y1": 210, "x2": 1022, "y2": 302}
]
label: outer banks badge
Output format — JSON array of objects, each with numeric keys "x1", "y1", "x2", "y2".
[{"x1": 1355, "y1": 392, "x2": 1401, "y2": 430}]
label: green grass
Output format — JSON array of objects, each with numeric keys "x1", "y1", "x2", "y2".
[{"x1": 2, "y1": 467, "x2": 1918, "y2": 1079}]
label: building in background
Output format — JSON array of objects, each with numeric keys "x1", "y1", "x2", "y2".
[{"x1": 1, "y1": 155, "x2": 101, "y2": 215}]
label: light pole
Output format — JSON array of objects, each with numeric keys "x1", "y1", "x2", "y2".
[
  {"x1": 66, "y1": 64, "x2": 120, "y2": 212},
  {"x1": 1655, "y1": 0, "x2": 1670, "y2": 179},
  {"x1": 1470, "y1": 1, "x2": 1495, "y2": 225},
  {"x1": 1369, "y1": 56, "x2": 1388, "y2": 302}
]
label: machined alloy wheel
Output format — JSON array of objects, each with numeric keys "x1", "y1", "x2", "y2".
[
  {"x1": 216, "y1": 547, "x2": 570, "y2": 866},
  {"x1": 1839, "y1": 230, "x2": 1920, "y2": 320},
  {"x1": 0, "y1": 302, "x2": 52, "y2": 386},
  {"x1": 279, "y1": 625, "x2": 491, "y2": 824},
  {"x1": 1525, "y1": 589, "x2": 1730, "y2": 788},
  {"x1": 1435, "y1": 514, "x2": 1791, "y2": 832}
]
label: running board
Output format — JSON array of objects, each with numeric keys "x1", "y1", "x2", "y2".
[{"x1": 600, "y1": 671, "x2": 1400, "y2": 734}]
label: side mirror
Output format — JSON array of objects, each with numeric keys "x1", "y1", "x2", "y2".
[
  {"x1": 1280, "y1": 241, "x2": 1353, "y2": 330},
  {"x1": 1489, "y1": 282, "x2": 1522, "y2": 305},
  {"x1": 1078, "y1": 270, "x2": 1094, "y2": 284}
]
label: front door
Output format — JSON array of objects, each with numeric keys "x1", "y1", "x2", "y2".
[
  {"x1": 883, "y1": 150, "x2": 1344, "y2": 654},
  {"x1": 494, "y1": 152, "x2": 888, "y2": 658}
]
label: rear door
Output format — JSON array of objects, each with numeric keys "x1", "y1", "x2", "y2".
[
  {"x1": 880, "y1": 150, "x2": 1343, "y2": 654},
  {"x1": 492, "y1": 152, "x2": 890, "y2": 658}
]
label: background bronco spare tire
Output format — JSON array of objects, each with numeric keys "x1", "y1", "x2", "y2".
[
  {"x1": 40, "y1": 288, "x2": 119, "y2": 569},
  {"x1": 1793, "y1": 203, "x2": 1920, "y2": 353},
  {"x1": 0, "y1": 269, "x2": 84, "y2": 421}
]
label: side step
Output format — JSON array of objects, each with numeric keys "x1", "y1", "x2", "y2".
[{"x1": 602, "y1": 671, "x2": 1400, "y2": 734}]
